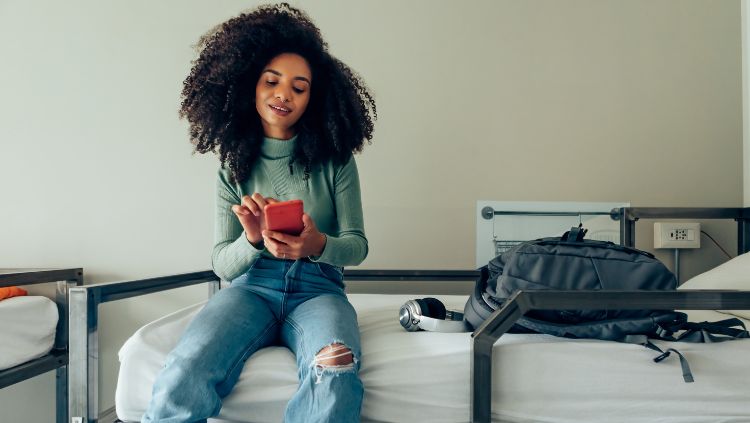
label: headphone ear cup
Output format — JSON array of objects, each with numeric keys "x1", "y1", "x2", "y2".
[
  {"x1": 399, "y1": 300, "x2": 421, "y2": 331},
  {"x1": 422, "y1": 297, "x2": 447, "y2": 320},
  {"x1": 414, "y1": 298, "x2": 429, "y2": 317}
]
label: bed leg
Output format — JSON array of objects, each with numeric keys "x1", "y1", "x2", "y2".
[
  {"x1": 69, "y1": 287, "x2": 100, "y2": 423},
  {"x1": 738, "y1": 218, "x2": 750, "y2": 255},
  {"x1": 56, "y1": 365, "x2": 68, "y2": 423},
  {"x1": 471, "y1": 339, "x2": 493, "y2": 423},
  {"x1": 208, "y1": 279, "x2": 221, "y2": 297}
]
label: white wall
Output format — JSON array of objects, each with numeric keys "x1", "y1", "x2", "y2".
[{"x1": 0, "y1": 0, "x2": 743, "y2": 421}]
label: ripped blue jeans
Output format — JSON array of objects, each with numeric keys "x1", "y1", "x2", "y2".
[{"x1": 142, "y1": 257, "x2": 363, "y2": 423}]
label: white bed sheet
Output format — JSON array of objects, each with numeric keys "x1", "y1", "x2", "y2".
[
  {"x1": 116, "y1": 294, "x2": 750, "y2": 423},
  {"x1": 0, "y1": 295, "x2": 58, "y2": 371}
]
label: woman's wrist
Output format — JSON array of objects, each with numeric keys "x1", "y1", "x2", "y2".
[
  {"x1": 246, "y1": 232, "x2": 264, "y2": 249},
  {"x1": 314, "y1": 233, "x2": 327, "y2": 257}
]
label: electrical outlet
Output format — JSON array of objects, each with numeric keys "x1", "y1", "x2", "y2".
[{"x1": 654, "y1": 222, "x2": 700, "y2": 249}]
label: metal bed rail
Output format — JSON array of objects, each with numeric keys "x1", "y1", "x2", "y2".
[
  {"x1": 68, "y1": 270, "x2": 219, "y2": 423},
  {"x1": 0, "y1": 268, "x2": 83, "y2": 423},
  {"x1": 481, "y1": 206, "x2": 750, "y2": 254},
  {"x1": 67, "y1": 269, "x2": 478, "y2": 423},
  {"x1": 470, "y1": 289, "x2": 750, "y2": 423},
  {"x1": 471, "y1": 206, "x2": 750, "y2": 422},
  {"x1": 66, "y1": 267, "x2": 750, "y2": 423},
  {"x1": 617, "y1": 207, "x2": 750, "y2": 254}
]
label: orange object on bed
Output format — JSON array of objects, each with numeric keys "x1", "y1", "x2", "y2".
[{"x1": 0, "y1": 286, "x2": 28, "y2": 301}]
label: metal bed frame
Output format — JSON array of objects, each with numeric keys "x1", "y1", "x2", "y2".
[
  {"x1": 67, "y1": 207, "x2": 750, "y2": 423},
  {"x1": 67, "y1": 269, "x2": 477, "y2": 422},
  {"x1": 0, "y1": 268, "x2": 83, "y2": 423}
]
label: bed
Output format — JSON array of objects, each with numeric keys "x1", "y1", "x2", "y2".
[
  {"x1": 0, "y1": 295, "x2": 59, "y2": 372},
  {"x1": 114, "y1": 293, "x2": 750, "y2": 423},
  {"x1": 66, "y1": 207, "x2": 750, "y2": 423},
  {"x1": 0, "y1": 268, "x2": 83, "y2": 423}
]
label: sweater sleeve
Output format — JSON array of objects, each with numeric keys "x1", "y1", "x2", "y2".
[
  {"x1": 310, "y1": 155, "x2": 369, "y2": 267},
  {"x1": 211, "y1": 168, "x2": 263, "y2": 281}
]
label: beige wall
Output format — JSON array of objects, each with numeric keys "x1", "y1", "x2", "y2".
[{"x1": 0, "y1": 0, "x2": 742, "y2": 420}]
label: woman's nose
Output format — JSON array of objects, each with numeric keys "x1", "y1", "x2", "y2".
[{"x1": 275, "y1": 87, "x2": 291, "y2": 103}]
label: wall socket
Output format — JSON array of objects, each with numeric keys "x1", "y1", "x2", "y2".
[{"x1": 653, "y1": 222, "x2": 701, "y2": 249}]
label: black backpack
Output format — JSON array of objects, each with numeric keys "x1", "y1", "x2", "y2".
[{"x1": 463, "y1": 226, "x2": 749, "y2": 382}]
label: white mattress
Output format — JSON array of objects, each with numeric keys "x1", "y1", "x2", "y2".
[
  {"x1": 116, "y1": 294, "x2": 750, "y2": 423},
  {"x1": 0, "y1": 295, "x2": 59, "y2": 371}
]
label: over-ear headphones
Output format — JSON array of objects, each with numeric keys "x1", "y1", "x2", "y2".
[{"x1": 399, "y1": 297, "x2": 470, "y2": 332}]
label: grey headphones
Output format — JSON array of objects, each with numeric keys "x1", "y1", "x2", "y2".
[{"x1": 399, "y1": 297, "x2": 470, "y2": 332}]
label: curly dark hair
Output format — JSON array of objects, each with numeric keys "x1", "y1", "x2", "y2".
[{"x1": 179, "y1": 3, "x2": 377, "y2": 183}]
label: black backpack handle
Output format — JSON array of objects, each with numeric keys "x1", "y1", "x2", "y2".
[{"x1": 562, "y1": 224, "x2": 588, "y2": 242}]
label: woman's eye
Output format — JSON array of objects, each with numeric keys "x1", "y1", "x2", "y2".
[
  {"x1": 265, "y1": 80, "x2": 278, "y2": 86},
  {"x1": 293, "y1": 87, "x2": 305, "y2": 94}
]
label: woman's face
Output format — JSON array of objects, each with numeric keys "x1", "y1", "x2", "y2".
[{"x1": 255, "y1": 53, "x2": 312, "y2": 140}]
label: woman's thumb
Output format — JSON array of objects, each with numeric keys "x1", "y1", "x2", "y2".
[{"x1": 302, "y1": 213, "x2": 315, "y2": 228}]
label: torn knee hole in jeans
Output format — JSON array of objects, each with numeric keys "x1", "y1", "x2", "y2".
[{"x1": 311, "y1": 342, "x2": 356, "y2": 384}]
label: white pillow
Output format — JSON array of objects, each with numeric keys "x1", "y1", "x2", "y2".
[{"x1": 678, "y1": 252, "x2": 750, "y2": 320}]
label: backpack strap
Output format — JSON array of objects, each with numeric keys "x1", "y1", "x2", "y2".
[
  {"x1": 656, "y1": 318, "x2": 750, "y2": 343},
  {"x1": 624, "y1": 335, "x2": 694, "y2": 383},
  {"x1": 622, "y1": 318, "x2": 749, "y2": 383}
]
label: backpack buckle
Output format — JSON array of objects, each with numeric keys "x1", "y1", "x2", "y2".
[{"x1": 653, "y1": 351, "x2": 671, "y2": 363}]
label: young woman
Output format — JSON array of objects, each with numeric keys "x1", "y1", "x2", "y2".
[{"x1": 142, "y1": 3, "x2": 376, "y2": 422}]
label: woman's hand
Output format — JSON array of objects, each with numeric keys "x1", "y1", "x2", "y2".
[
  {"x1": 231, "y1": 193, "x2": 278, "y2": 247},
  {"x1": 262, "y1": 213, "x2": 327, "y2": 260}
]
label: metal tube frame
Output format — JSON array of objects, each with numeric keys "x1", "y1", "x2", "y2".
[
  {"x1": 616, "y1": 207, "x2": 750, "y2": 254},
  {"x1": 70, "y1": 269, "x2": 750, "y2": 423},
  {"x1": 481, "y1": 206, "x2": 750, "y2": 254},
  {"x1": 67, "y1": 269, "x2": 477, "y2": 422},
  {"x1": 471, "y1": 206, "x2": 750, "y2": 422},
  {"x1": 470, "y1": 289, "x2": 750, "y2": 423},
  {"x1": 68, "y1": 271, "x2": 219, "y2": 423},
  {"x1": 0, "y1": 268, "x2": 83, "y2": 423}
]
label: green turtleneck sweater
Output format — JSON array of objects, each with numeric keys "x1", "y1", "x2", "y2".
[{"x1": 211, "y1": 136, "x2": 368, "y2": 281}]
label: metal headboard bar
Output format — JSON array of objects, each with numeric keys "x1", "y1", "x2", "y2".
[
  {"x1": 616, "y1": 207, "x2": 750, "y2": 255},
  {"x1": 480, "y1": 208, "x2": 616, "y2": 220},
  {"x1": 345, "y1": 269, "x2": 479, "y2": 281},
  {"x1": 480, "y1": 206, "x2": 749, "y2": 220},
  {"x1": 0, "y1": 268, "x2": 83, "y2": 289},
  {"x1": 481, "y1": 206, "x2": 750, "y2": 255},
  {"x1": 620, "y1": 207, "x2": 748, "y2": 220},
  {"x1": 68, "y1": 269, "x2": 479, "y2": 423},
  {"x1": 470, "y1": 289, "x2": 750, "y2": 423}
]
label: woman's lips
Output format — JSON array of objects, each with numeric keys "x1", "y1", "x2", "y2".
[{"x1": 269, "y1": 104, "x2": 291, "y2": 116}]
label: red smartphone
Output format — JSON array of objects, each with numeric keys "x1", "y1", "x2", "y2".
[{"x1": 264, "y1": 199, "x2": 304, "y2": 236}]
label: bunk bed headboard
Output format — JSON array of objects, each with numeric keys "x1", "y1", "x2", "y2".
[{"x1": 475, "y1": 201, "x2": 628, "y2": 268}]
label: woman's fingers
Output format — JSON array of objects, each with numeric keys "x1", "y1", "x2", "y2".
[
  {"x1": 251, "y1": 193, "x2": 268, "y2": 211},
  {"x1": 263, "y1": 230, "x2": 293, "y2": 245},
  {"x1": 241, "y1": 195, "x2": 281, "y2": 216},
  {"x1": 263, "y1": 234, "x2": 289, "y2": 258},
  {"x1": 241, "y1": 192, "x2": 279, "y2": 216},
  {"x1": 232, "y1": 204, "x2": 250, "y2": 215},
  {"x1": 241, "y1": 195, "x2": 262, "y2": 216}
]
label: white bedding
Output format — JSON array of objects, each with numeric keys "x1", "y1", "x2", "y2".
[
  {"x1": 0, "y1": 295, "x2": 59, "y2": 371},
  {"x1": 116, "y1": 293, "x2": 750, "y2": 423}
]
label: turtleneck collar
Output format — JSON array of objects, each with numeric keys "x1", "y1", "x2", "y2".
[{"x1": 260, "y1": 135, "x2": 297, "y2": 159}]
